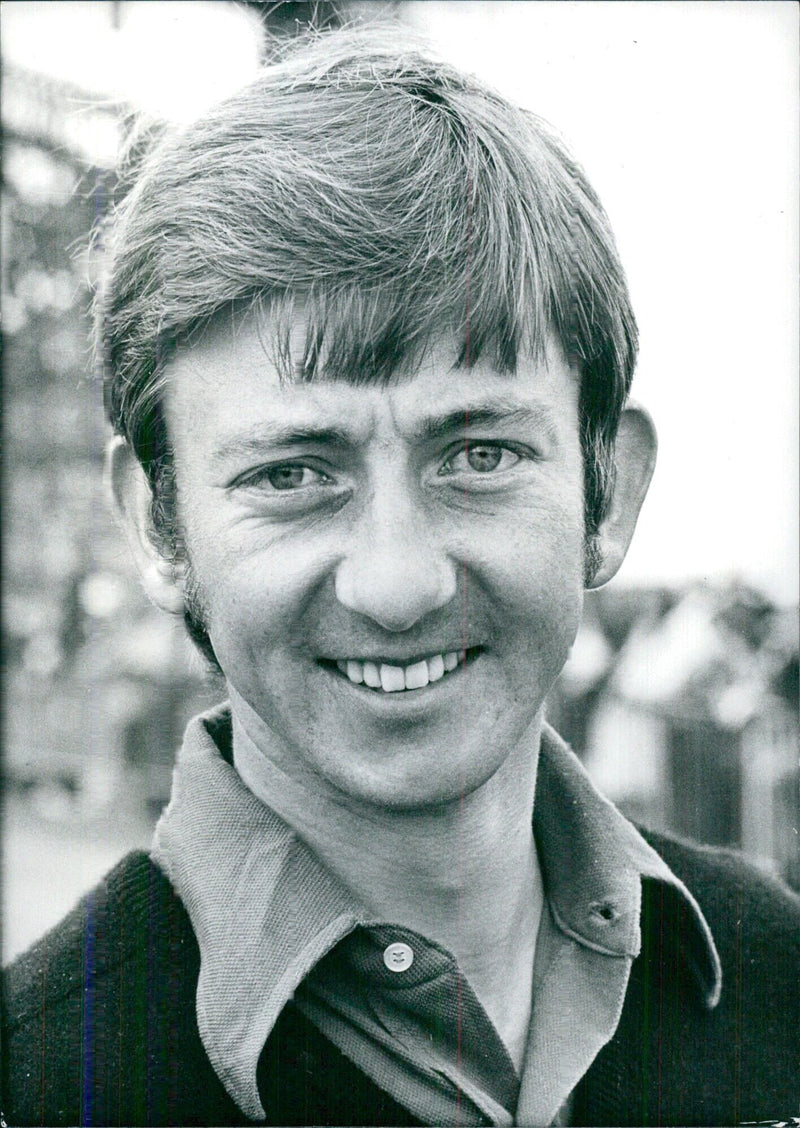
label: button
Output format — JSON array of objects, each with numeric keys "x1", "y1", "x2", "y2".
[{"x1": 383, "y1": 941, "x2": 414, "y2": 972}]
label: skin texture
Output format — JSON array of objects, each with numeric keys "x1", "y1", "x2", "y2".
[
  {"x1": 160, "y1": 311, "x2": 586, "y2": 813},
  {"x1": 110, "y1": 306, "x2": 656, "y2": 1061}
]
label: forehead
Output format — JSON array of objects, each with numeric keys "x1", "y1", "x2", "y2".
[{"x1": 163, "y1": 306, "x2": 581, "y2": 454}]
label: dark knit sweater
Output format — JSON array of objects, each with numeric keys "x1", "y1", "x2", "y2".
[{"x1": 2, "y1": 832, "x2": 798, "y2": 1126}]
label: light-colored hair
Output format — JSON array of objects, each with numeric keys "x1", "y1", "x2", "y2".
[{"x1": 96, "y1": 26, "x2": 637, "y2": 657}]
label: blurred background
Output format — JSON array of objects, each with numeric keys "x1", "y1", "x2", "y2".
[{"x1": 2, "y1": 0, "x2": 798, "y2": 963}]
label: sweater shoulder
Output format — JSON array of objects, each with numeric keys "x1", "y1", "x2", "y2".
[
  {"x1": 1, "y1": 852, "x2": 240, "y2": 1126},
  {"x1": 574, "y1": 830, "x2": 799, "y2": 1124},
  {"x1": 639, "y1": 826, "x2": 800, "y2": 942},
  {"x1": 2, "y1": 850, "x2": 192, "y2": 1029}
]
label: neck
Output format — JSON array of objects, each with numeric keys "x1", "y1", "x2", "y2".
[{"x1": 231, "y1": 701, "x2": 545, "y2": 1064}]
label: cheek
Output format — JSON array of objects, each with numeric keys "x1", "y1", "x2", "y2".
[
  {"x1": 189, "y1": 533, "x2": 334, "y2": 666},
  {"x1": 482, "y1": 487, "x2": 585, "y2": 587},
  {"x1": 479, "y1": 503, "x2": 585, "y2": 658}
]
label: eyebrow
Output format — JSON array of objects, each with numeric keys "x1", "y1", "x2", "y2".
[
  {"x1": 414, "y1": 403, "x2": 559, "y2": 444},
  {"x1": 210, "y1": 425, "x2": 354, "y2": 467},
  {"x1": 210, "y1": 400, "x2": 560, "y2": 466}
]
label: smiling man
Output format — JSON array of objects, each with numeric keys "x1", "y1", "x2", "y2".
[{"x1": 3, "y1": 26, "x2": 798, "y2": 1128}]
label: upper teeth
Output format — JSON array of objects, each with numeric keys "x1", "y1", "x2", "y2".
[{"x1": 336, "y1": 651, "x2": 464, "y2": 692}]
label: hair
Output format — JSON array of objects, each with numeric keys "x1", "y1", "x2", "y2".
[{"x1": 95, "y1": 25, "x2": 637, "y2": 666}]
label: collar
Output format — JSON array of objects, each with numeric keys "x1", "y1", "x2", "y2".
[
  {"x1": 152, "y1": 704, "x2": 720, "y2": 1121},
  {"x1": 534, "y1": 722, "x2": 722, "y2": 1008},
  {"x1": 152, "y1": 708, "x2": 362, "y2": 1120}
]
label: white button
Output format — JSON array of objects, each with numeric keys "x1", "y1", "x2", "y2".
[{"x1": 383, "y1": 941, "x2": 414, "y2": 972}]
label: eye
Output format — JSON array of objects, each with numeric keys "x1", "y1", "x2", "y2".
[
  {"x1": 241, "y1": 463, "x2": 331, "y2": 491},
  {"x1": 441, "y1": 443, "x2": 522, "y2": 475}
]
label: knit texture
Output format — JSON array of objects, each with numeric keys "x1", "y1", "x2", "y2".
[
  {"x1": 573, "y1": 832, "x2": 800, "y2": 1126},
  {"x1": 2, "y1": 834, "x2": 798, "y2": 1126}
]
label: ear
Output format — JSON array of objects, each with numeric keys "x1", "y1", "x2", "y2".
[
  {"x1": 586, "y1": 403, "x2": 657, "y2": 589},
  {"x1": 105, "y1": 436, "x2": 186, "y2": 614}
]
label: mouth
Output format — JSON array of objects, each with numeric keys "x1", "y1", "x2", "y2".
[{"x1": 318, "y1": 647, "x2": 483, "y2": 694}]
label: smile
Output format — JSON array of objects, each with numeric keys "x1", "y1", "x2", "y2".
[{"x1": 321, "y1": 648, "x2": 481, "y2": 693}]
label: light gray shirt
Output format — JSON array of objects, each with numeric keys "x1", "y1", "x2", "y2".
[{"x1": 152, "y1": 706, "x2": 720, "y2": 1124}]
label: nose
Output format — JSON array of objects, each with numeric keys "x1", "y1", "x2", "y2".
[{"x1": 334, "y1": 482, "x2": 457, "y2": 632}]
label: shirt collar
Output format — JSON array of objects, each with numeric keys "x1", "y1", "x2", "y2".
[
  {"x1": 152, "y1": 707, "x2": 363, "y2": 1120},
  {"x1": 152, "y1": 705, "x2": 721, "y2": 1120},
  {"x1": 534, "y1": 723, "x2": 721, "y2": 1008}
]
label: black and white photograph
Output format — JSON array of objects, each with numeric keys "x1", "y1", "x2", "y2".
[{"x1": 2, "y1": 2, "x2": 798, "y2": 1124}]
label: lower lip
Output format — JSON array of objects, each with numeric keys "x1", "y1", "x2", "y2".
[{"x1": 318, "y1": 652, "x2": 482, "y2": 715}]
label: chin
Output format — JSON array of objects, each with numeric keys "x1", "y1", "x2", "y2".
[{"x1": 316, "y1": 745, "x2": 508, "y2": 814}]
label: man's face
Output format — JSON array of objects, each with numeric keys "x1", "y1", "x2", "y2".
[{"x1": 162, "y1": 311, "x2": 586, "y2": 811}]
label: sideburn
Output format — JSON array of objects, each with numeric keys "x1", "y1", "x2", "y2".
[
  {"x1": 583, "y1": 533, "x2": 604, "y2": 588},
  {"x1": 182, "y1": 554, "x2": 223, "y2": 673},
  {"x1": 147, "y1": 451, "x2": 222, "y2": 673}
]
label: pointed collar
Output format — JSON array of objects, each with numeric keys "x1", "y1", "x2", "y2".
[
  {"x1": 152, "y1": 706, "x2": 721, "y2": 1120},
  {"x1": 535, "y1": 723, "x2": 721, "y2": 1007}
]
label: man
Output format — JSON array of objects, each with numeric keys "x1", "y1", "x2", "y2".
[{"x1": 2, "y1": 26, "x2": 798, "y2": 1127}]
